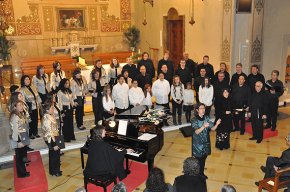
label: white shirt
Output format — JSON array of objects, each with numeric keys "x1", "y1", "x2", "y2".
[
  {"x1": 112, "y1": 83, "x2": 129, "y2": 109},
  {"x1": 102, "y1": 96, "x2": 115, "y2": 112},
  {"x1": 171, "y1": 84, "x2": 184, "y2": 102},
  {"x1": 32, "y1": 74, "x2": 50, "y2": 95},
  {"x1": 50, "y1": 70, "x2": 66, "y2": 90},
  {"x1": 70, "y1": 77, "x2": 88, "y2": 100},
  {"x1": 129, "y1": 87, "x2": 144, "y2": 106},
  {"x1": 183, "y1": 89, "x2": 195, "y2": 105},
  {"x1": 142, "y1": 92, "x2": 152, "y2": 106},
  {"x1": 152, "y1": 79, "x2": 170, "y2": 104},
  {"x1": 199, "y1": 85, "x2": 214, "y2": 106}
]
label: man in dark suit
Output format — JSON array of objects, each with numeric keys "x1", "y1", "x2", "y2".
[
  {"x1": 122, "y1": 57, "x2": 138, "y2": 80},
  {"x1": 230, "y1": 63, "x2": 248, "y2": 89},
  {"x1": 195, "y1": 55, "x2": 214, "y2": 82},
  {"x1": 255, "y1": 135, "x2": 290, "y2": 186},
  {"x1": 214, "y1": 62, "x2": 230, "y2": 85},
  {"x1": 183, "y1": 52, "x2": 197, "y2": 81},
  {"x1": 157, "y1": 50, "x2": 174, "y2": 77},
  {"x1": 160, "y1": 64, "x2": 173, "y2": 86},
  {"x1": 248, "y1": 64, "x2": 265, "y2": 93}
]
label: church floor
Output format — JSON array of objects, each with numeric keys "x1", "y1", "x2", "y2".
[{"x1": 0, "y1": 106, "x2": 289, "y2": 192}]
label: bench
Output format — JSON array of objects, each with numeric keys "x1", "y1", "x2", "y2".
[{"x1": 91, "y1": 52, "x2": 132, "y2": 64}]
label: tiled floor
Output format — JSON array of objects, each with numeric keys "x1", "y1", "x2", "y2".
[{"x1": 0, "y1": 106, "x2": 289, "y2": 192}]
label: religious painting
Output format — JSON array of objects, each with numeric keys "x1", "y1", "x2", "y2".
[{"x1": 56, "y1": 8, "x2": 86, "y2": 30}]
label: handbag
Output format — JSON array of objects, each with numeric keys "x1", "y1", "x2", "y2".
[
  {"x1": 54, "y1": 135, "x2": 65, "y2": 149},
  {"x1": 19, "y1": 132, "x2": 30, "y2": 146}
]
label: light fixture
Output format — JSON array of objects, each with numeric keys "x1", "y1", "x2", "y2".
[
  {"x1": 143, "y1": 0, "x2": 153, "y2": 7},
  {"x1": 189, "y1": 0, "x2": 195, "y2": 25}
]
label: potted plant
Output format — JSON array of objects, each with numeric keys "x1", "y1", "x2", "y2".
[
  {"x1": 123, "y1": 26, "x2": 140, "y2": 51},
  {"x1": 0, "y1": 31, "x2": 14, "y2": 64}
]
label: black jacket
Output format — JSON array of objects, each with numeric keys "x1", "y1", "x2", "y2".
[
  {"x1": 214, "y1": 70, "x2": 230, "y2": 85},
  {"x1": 248, "y1": 73, "x2": 265, "y2": 93},
  {"x1": 122, "y1": 64, "x2": 139, "y2": 80},
  {"x1": 137, "y1": 59, "x2": 155, "y2": 79},
  {"x1": 249, "y1": 90, "x2": 268, "y2": 117},
  {"x1": 158, "y1": 59, "x2": 174, "y2": 76},
  {"x1": 231, "y1": 83, "x2": 251, "y2": 109},
  {"x1": 136, "y1": 73, "x2": 152, "y2": 89},
  {"x1": 175, "y1": 67, "x2": 192, "y2": 85},
  {"x1": 195, "y1": 63, "x2": 214, "y2": 81},
  {"x1": 266, "y1": 79, "x2": 284, "y2": 101},
  {"x1": 162, "y1": 71, "x2": 173, "y2": 85},
  {"x1": 185, "y1": 58, "x2": 197, "y2": 78},
  {"x1": 173, "y1": 175, "x2": 207, "y2": 192},
  {"x1": 230, "y1": 72, "x2": 248, "y2": 89}
]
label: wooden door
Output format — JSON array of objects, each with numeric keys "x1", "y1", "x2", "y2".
[
  {"x1": 286, "y1": 56, "x2": 290, "y2": 83},
  {"x1": 166, "y1": 19, "x2": 184, "y2": 70}
]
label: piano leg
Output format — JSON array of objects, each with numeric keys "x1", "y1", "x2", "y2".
[
  {"x1": 147, "y1": 158, "x2": 154, "y2": 172},
  {"x1": 125, "y1": 157, "x2": 131, "y2": 174},
  {"x1": 80, "y1": 150, "x2": 84, "y2": 169}
]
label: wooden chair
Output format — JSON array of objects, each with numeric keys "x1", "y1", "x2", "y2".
[
  {"x1": 258, "y1": 167, "x2": 290, "y2": 192},
  {"x1": 83, "y1": 172, "x2": 117, "y2": 192}
]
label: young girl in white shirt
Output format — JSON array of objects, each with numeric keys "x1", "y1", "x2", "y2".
[
  {"x1": 183, "y1": 82, "x2": 195, "y2": 123},
  {"x1": 142, "y1": 84, "x2": 153, "y2": 107},
  {"x1": 102, "y1": 85, "x2": 115, "y2": 119},
  {"x1": 199, "y1": 77, "x2": 214, "y2": 116},
  {"x1": 171, "y1": 75, "x2": 184, "y2": 125}
]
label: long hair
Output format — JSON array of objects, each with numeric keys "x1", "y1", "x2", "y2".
[
  {"x1": 143, "y1": 84, "x2": 152, "y2": 97},
  {"x1": 36, "y1": 65, "x2": 45, "y2": 79},
  {"x1": 90, "y1": 125, "x2": 105, "y2": 141},
  {"x1": 41, "y1": 99, "x2": 53, "y2": 117},
  {"x1": 172, "y1": 75, "x2": 183, "y2": 99},
  {"x1": 91, "y1": 68, "x2": 100, "y2": 81},
  {"x1": 103, "y1": 85, "x2": 112, "y2": 102},
  {"x1": 94, "y1": 59, "x2": 102, "y2": 68},
  {"x1": 110, "y1": 58, "x2": 120, "y2": 68},
  {"x1": 72, "y1": 68, "x2": 83, "y2": 86},
  {"x1": 146, "y1": 167, "x2": 168, "y2": 192},
  {"x1": 9, "y1": 100, "x2": 25, "y2": 120},
  {"x1": 201, "y1": 76, "x2": 211, "y2": 88},
  {"x1": 59, "y1": 78, "x2": 72, "y2": 94},
  {"x1": 10, "y1": 92, "x2": 22, "y2": 107},
  {"x1": 52, "y1": 61, "x2": 61, "y2": 75},
  {"x1": 142, "y1": 52, "x2": 149, "y2": 59},
  {"x1": 20, "y1": 75, "x2": 31, "y2": 87}
]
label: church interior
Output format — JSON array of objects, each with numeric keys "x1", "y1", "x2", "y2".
[{"x1": 0, "y1": 0, "x2": 290, "y2": 191}]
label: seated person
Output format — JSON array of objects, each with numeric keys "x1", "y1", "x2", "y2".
[
  {"x1": 84, "y1": 125, "x2": 133, "y2": 181},
  {"x1": 173, "y1": 157, "x2": 207, "y2": 192},
  {"x1": 144, "y1": 167, "x2": 173, "y2": 192},
  {"x1": 255, "y1": 135, "x2": 290, "y2": 186},
  {"x1": 221, "y1": 184, "x2": 236, "y2": 192}
]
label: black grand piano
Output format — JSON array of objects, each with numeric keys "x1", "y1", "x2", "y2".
[{"x1": 80, "y1": 105, "x2": 165, "y2": 172}]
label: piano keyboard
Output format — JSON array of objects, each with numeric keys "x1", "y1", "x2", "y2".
[{"x1": 112, "y1": 146, "x2": 144, "y2": 157}]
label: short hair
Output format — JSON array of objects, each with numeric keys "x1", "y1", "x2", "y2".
[
  {"x1": 10, "y1": 85, "x2": 19, "y2": 94},
  {"x1": 117, "y1": 74, "x2": 124, "y2": 80},
  {"x1": 142, "y1": 52, "x2": 149, "y2": 57},
  {"x1": 220, "y1": 62, "x2": 226, "y2": 67},
  {"x1": 236, "y1": 63, "x2": 242, "y2": 67},
  {"x1": 90, "y1": 125, "x2": 105, "y2": 141},
  {"x1": 164, "y1": 50, "x2": 170, "y2": 55},
  {"x1": 218, "y1": 71, "x2": 225, "y2": 76},
  {"x1": 95, "y1": 59, "x2": 102, "y2": 64},
  {"x1": 194, "y1": 102, "x2": 206, "y2": 116},
  {"x1": 183, "y1": 157, "x2": 200, "y2": 176},
  {"x1": 251, "y1": 64, "x2": 259, "y2": 70},
  {"x1": 272, "y1": 70, "x2": 279, "y2": 76},
  {"x1": 221, "y1": 184, "x2": 236, "y2": 192},
  {"x1": 203, "y1": 55, "x2": 209, "y2": 59}
]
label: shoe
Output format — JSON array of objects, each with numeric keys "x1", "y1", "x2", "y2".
[
  {"x1": 249, "y1": 137, "x2": 256, "y2": 140},
  {"x1": 256, "y1": 140, "x2": 262, "y2": 143},
  {"x1": 255, "y1": 181, "x2": 259, "y2": 186},
  {"x1": 81, "y1": 126, "x2": 86, "y2": 130},
  {"x1": 27, "y1": 147, "x2": 34, "y2": 151},
  {"x1": 78, "y1": 126, "x2": 86, "y2": 130},
  {"x1": 35, "y1": 134, "x2": 41, "y2": 138},
  {"x1": 71, "y1": 138, "x2": 76, "y2": 141},
  {"x1": 173, "y1": 122, "x2": 178, "y2": 126},
  {"x1": 51, "y1": 172, "x2": 62, "y2": 177},
  {"x1": 60, "y1": 151, "x2": 64, "y2": 156},
  {"x1": 265, "y1": 124, "x2": 271, "y2": 129},
  {"x1": 271, "y1": 127, "x2": 276, "y2": 131},
  {"x1": 30, "y1": 135, "x2": 35, "y2": 139},
  {"x1": 18, "y1": 172, "x2": 30, "y2": 178},
  {"x1": 260, "y1": 166, "x2": 266, "y2": 173}
]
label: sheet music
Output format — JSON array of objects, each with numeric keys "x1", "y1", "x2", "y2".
[
  {"x1": 138, "y1": 133, "x2": 157, "y2": 141},
  {"x1": 118, "y1": 120, "x2": 128, "y2": 136}
]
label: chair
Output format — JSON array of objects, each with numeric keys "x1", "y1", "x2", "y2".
[
  {"x1": 258, "y1": 167, "x2": 290, "y2": 192},
  {"x1": 84, "y1": 171, "x2": 117, "y2": 192}
]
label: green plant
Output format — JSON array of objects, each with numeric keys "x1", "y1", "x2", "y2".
[
  {"x1": 0, "y1": 31, "x2": 13, "y2": 61},
  {"x1": 123, "y1": 26, "x2": 140, "y2": 51}
]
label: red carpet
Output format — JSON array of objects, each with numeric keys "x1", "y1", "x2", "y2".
[
  {"x1": 245, "y1": 122, "x2": 278, "y2": 139},
  {"x1": 87, "y1": 161, "x2": 148, "y2": 192},
  {"x1": 14, "y1": 151, "x2": 48, "y2": 192}
]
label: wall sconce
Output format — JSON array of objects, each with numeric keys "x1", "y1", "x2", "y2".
[
  {"x1": 189, "y1": 0, "x2": 195, "y2": 25},
  {"x1": 143, "y1": 0, "x2": 153, "y2": 7}
]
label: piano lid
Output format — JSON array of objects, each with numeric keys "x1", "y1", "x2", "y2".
[{"x1": 115, "y1": 105, "x2": 147, "y2": 119}]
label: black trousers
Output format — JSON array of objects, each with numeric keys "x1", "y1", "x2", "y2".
[
  {"x1": 266, "y1": 100, "x2": 279, "y2": 130},
  {"x1": 92, "y1": 97, "x2": 104, "y2": 125},
  {"x1": 205, "y1": 106, "x2": 211, "y2": 117},
  {"x1": 251, "y1": 113, "x2": 263, "y2": 141},
  {"x1": 39, "y1": 92, "x2": 47, "y2": 104},
  {"x1": 62, "y1": 106, "x2": 75, "y2": 141},
  {"x1": 75, "y1": 97, "x2": 84, "y2": 128},
  {"x1": 15, "y1": 146, "x2": 28, "y2": 177},
  {"x1": 172, "y1": 100, "x2": 182, "y2": 116},
  {"x1": 48, "y1": 142, "x2": 61, "y2": 175},
  {"x1": 103, "y1": 111, "x2": 114, "y2": 119},
  {"x1": 183, "y1": 105, "x2": 193, "y2": 122},
  {"x1": 29, "y1": 109, "x2": 38, "y2": 136},
  {"x1": 196, "y1": 155, "x2": 207, "y2": 176},
  {"x1": 233, "y1": 111, "x2": 246, "y2": 133}
]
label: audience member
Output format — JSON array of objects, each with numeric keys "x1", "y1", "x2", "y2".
[{"x1": 144, "y1": 167, "x2": 173, "y2": 192}]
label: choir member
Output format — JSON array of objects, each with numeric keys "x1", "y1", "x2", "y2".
[
  {"x1": 213, "y1": 72, "x2": 229, "y2": 122},
  {"x1": 215, "y1": 88, "x2": 232, "y2": 150},
  {"x1": 7, "y1": 85, "x2": 20, "y2": 111},
  {"x1": 214, "y1": 62, "x2": 230, "y2": 85},
  {"x1": 137, "y1": 52, "x2": 155, "y2": 79},
  {"x1": 183, "y1": 82, "x2": 194, "y2": 123},
  {"x1": 230, "y1": 63, "x2": 247, "y2": 89},
  {"x1": 102, "y1": 85, "x2": 115, "y2": 119},
  {"x1": 112, "y1": 75, "x2": 130, "y2": 114},
  {"x1": 173, "y1": 157, "x2": 207, "y2": 192},
  {"x1": 199, "y1": 77, "x2": 214, "y2": 117},
  {"x1": 50, "y1": 61, "x2": 66, "y2": 91},
  {"x1": 171, "y1": 75, "x2": 184, "y2": 125},
  {"x1": 57, "y1": 78, "x2": 75, "y2": 142},
  {"x1": 122, "y1": 57, "x2": 138, "y2": 80},
  {"x1": 152, "y1": 73, "x2": 170, "y2": 126},
  {"x1": 10, "y1": 100, "x2": 30, "y2": 178},
  {"x1": 136, "y1": 65, "x2": 152, "y2": 89},
  {"x1": 195, "y1": 55, "x2": 214, "y2": 82},
  {"x1": 248, "y1": 81, "x2": 268, "y2": 143},
  {"x1": 248, "y1": 65, "x2": 265, "y2": 93},
  {"x1": 265, "y1": 70, "x2": 284, "y2": 131},
  {"x1": 41, "y1": 100, "x2": 62, "y2": 177},
  {"x1": 194, "y1": 67, "x2": 207, "y2": 103},
  {"x1": 108, "y1": 58, "x2": 122, "y2": 86},
  {"x1": 231, "y1": 75, "x2": 251, "y2": 134},
  {"x1": 88, "y1": 69, "x2": 103, "y2": 125},
  {"x1": 20, "y1": 75, "x2": 42, "y2": 139},
  {"x1": 94, "y1": 59, "x2": 108, "y2": 88},
  {"x1": 191, "y1": 103, "x2": 221, "y2": 178},
  {"x1": 144, "y1": 167, "x2": 173, "y2": 192},
  {"x1": 123, "y1": 70, "x2": 132, "y2": 87},
  {"x1": 84, "y1": 125, "x2": 133, "y2": 181},
  {"x1": 183, "y1": 52, "x2": 197, "y2": 81},
  {"x1": 32, "y1": 65, "x2": 50, "y2": 103},
  {"x1": 71, "y1": 68, "x2": 87, "y2": 130},
  {"x1": 175, "y1": 59, "x2": 192, "y2": 85},
  {"x1": 160, "y1": 64, "x2": 173, "y2": 85},
  {"x1": 157, "y1": 50, "x2": 174, "y2": 77},
  {"x1": 129, "y1": 80, "x2": 144, "y2": 107},
  {"x1": 142, "y1": 84, "x2": 153, "y2": 107}
]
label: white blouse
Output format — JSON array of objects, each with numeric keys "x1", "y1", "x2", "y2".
[
  {"x1": 32, "y1": 74, "x2": 50, "y2": 95},
  {"x1": 129, "y1": 87, "x2": 145, "y2": 106},
  {"x1": 152, "y1": 79, "x2": 170, "y2": 104},
  {"x1": 50, "y1": 70, "x2": 66, "y2": 90},
  {"x1": 199, "y1": 85, "x2": 214, "y2": 106},
  {"x1": 142, "y1": 92, "x2": 152, "y2": 106},
  {"x1": 171, "y1": 84, "x2": 184, "y2": 102},
  {"x1": 102, "y1": 96, "x2": 115, "y2": 112},
  {"x1": 183, "y1": 89, "x2": 195, "y2": 105},
  {"x1": 112, "y1": 83, "x2": 129, "y2": 109}
]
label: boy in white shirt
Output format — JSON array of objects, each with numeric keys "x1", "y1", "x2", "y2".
[
  {"x1": 129, "y1": 80, "x2": 145, "y2": 107},
  {"x1": 112, "y1": 75, "x2": 129, "y2": 114}
]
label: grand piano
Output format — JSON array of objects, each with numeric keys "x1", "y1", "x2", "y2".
[{"x1": 80, "y1": 105, "x2": 165, "y2": 172}]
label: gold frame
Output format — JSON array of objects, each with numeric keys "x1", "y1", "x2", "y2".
[{"x1": 56, "y1": 7, "x2": 87, "y2": 31}]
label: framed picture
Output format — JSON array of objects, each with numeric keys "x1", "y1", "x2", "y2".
[{"x1": 56, "y1": 8, "x2": 86, "y2": 31}]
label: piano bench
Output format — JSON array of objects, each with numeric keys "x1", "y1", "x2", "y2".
[
  {"x1": 80, "y1": 146, "x2": 88, "y2": 169},
  {"x1": 84, "y1": 172, "x2": 117, "y2": 192}
]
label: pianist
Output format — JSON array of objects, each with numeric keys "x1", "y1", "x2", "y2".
[{"x1": 84, "y1": 125, "x2": 133, "y2": 181}]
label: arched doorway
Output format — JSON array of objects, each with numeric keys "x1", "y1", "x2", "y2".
[{"x1": 163, "y1": 8, "x2": 185, "y2": 70}]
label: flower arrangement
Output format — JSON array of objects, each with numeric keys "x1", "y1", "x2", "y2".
[{"x1": 139, "y1": 108, "x2": 166, "y2": 125}]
